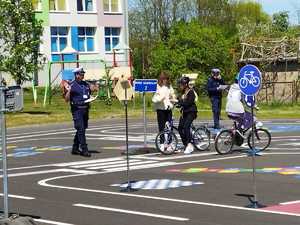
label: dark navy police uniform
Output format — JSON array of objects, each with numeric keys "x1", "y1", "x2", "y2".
[
  {"x1": 69, "y1": 79, "x2": 91, "y2": 154},
  {"x1": 207, "y1": 76, "x2": 225, "y2": 129}
]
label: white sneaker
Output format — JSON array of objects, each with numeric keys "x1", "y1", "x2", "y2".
[{"x1": 184, "y1": 143, "x2": 194, "y2": 154}]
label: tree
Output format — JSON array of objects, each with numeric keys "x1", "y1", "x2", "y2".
[
  {"x1": 272, "y1": 11, "x2": 289, "y2": 33},
  {"x1": 148, "y1": 21, "x2": 236, "y2": 92},
  {"x1": 0, "y1": 0, "x2": 43, "y2": 85}
]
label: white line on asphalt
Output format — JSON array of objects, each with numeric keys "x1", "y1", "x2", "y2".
[
  {"x1": 39, "y1": 172, "x2": 300, "y2": 218},
  {"x1": 280, "y1": 200, "x2": 300, "y2": 205},
  {"x1": 262, "y1": 152, "x2": 300, "y2": 155},
  {"x1": 143, "y1": 152, "x2": 217, "y2": 161},
  {"x1": 73, "y1": 203, "x2": 189, "y2": 221},
  {"x1": 0, "y1": 193, "x2": 35, "y2": 200},
  {"x1": 88, "y1": 160, "x2": 158, "y2": 170},
  {"x1": 105, "y1": 162, "x2": 176, "y2": 172},
  {"x1": 1, "y1": 169, "x2": 96, "y2": 178},
  {"x1": 54, "y1": 157, "x2": 125, "y2": 167},
  {"x1": 35, "y1": 219, "x2": 75, "y2": 225},
  {"x1": 70, "y1": 159, "x2": 141, "y2": 169}
]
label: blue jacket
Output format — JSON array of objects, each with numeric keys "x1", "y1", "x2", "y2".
[
  {"x1": 207, "y1": 77, "x2": 225, "y2": 99},
  {"x1": 69, "y1": 80, "x2": 91, "y2": 109}
]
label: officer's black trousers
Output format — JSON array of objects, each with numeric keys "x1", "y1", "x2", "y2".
[
  {"x1": 178, "y1": 112, "x2": 197, "y2": 147},
  {"x1": 211, "y1": 97, "x2": 222, "y2": 129},
  {"x1": 72, "y1": 108, "x2": 89, "y2": 151}
]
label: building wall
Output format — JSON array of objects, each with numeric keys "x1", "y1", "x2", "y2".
[{"x1": 33, "y1": 0, "x2": 126, "y2": 86}]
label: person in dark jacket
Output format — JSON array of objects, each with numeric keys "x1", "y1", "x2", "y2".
[
  {"x1": 177, "y1": 76, "x2": 197, "y2": 154},
  {"x1": 64, "y1": 67, "x2": 97, "y2": 157},
  {"x1": 207, "y1": 68, "x2": 226, "y2": 129}
]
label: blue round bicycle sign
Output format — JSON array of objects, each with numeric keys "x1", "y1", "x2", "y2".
[{"x1": 238, "y1": 65, "x2": 262, "y2": 96}]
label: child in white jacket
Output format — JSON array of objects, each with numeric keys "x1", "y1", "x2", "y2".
[
  {"x1": 225, "y1": 75, "x2": 245, "y2": 130},
  {"x1": 152, "y1": 72, "x2": 177, "y2": 151}
]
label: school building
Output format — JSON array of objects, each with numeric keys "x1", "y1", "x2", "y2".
[{"x1": 31, "y1": 0, "x2": 130, "y2": 86}]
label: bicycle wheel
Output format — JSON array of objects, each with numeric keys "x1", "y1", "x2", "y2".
[
  {"x1": 155, "y1": 131, "x2": 178, "y2": 155},
  {"x1": 215, "y1": 130, "x2": 234, "y2": 155},
  {"x1": 193, "y1": 127, "x2": 210, "y2": 151},
  {"x1": 247, "y1": 128, "x2": 271, "y2": 151}
]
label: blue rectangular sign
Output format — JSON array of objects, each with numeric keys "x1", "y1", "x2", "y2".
[{"x1": 134, "y1": 79, "x2": 157, "y2": 92}]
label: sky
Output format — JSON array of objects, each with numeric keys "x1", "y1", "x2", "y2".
[{"x1": 259, "y1": 0, "x2": 300, "y2": 24}]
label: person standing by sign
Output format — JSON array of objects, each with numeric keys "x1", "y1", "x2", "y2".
[
  {"x1": 177, "y1": 77, "x2": 197, "y2": 154},
  {"x1": 152, "y1": 72, "x2": 177, "y2": 151},
  {"x1": 64, "y1": 67, "x2": 97, "y2": 157},
  {"x1": 207, "y1": 68, "x2": 226, "y2": 129}
]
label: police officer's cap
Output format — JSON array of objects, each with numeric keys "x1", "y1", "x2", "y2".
[
  {"x1": 72, "y1": 67, "x2": 86, "y2": 74},
  {"x1": 211, "y1": 68, "x2": 221, "y2": 74},
  {"x1": 178, "y1": 76, "x2": 190, "y2": 86}
]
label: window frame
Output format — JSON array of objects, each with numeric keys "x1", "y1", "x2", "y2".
[
  {"x1": 103, "y1": 0, "x2": 122, "y2": 14},
  {"x1": 104, "y1": 27, "x2": 121, "y2": 53},
  {"x1": 77, "y1": 0, "x2": 95, "y2": 12},
  {"x1": 50, "y1": 26, "x2": 70, "y2": 53},
  {"x1": 78, "y1": 27, "x2": 96, "y2": 53},
  {"x1": 49, "y1": 0, "x2": 68, "y2": 12},
  {"x1": 33, "y1": 0, "x2": 42, "y2": 11}
]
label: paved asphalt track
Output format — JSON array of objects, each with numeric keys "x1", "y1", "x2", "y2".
[{"x1": 1, "y1": 118, "x2": 300, "y2": 225}]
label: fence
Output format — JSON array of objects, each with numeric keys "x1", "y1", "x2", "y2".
[{"x1": 257, "y1": 81, "x2": 299, "y2": 104}]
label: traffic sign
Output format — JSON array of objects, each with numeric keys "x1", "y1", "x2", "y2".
[
  {"x1": 245, "y1": 95, "x2": 255, "y2": 107},
  {"x1": 3, "y1": 86, "x2": 23, "y2": 112},
  {"x1": 134, "y1": 79, "x2": 157, "y2": 93},
  {"x1": 113, "y1": 78, "x2": 134, "y2": 101},
  {"x1": 238, "y1": 65, "x2": 262, "y2": 96}
]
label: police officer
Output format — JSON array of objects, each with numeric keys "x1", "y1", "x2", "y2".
[
  {"x1": 64, "y1": 67, "x2": 96, "y2": 157},
  {"x1": 207, "y1": 68, "x2": 226, "y2": 129}
]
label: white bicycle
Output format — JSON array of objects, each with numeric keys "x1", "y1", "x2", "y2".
[{"x1": 239, "y1": 71, "x2": 260, "y2": 89}]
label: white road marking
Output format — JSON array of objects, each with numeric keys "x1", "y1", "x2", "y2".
[
  {"x1": 105, "y1": 162, "x2": 176, "y2": 172},
  {"x1": 73, "y1": 203, "x2": 189, "y2": 221},
  {"x1": 39, "y1": 173, "x2": 300, "y2": 218},
  {"x1": 144, "y1": 152, "x2": 217, "y2": 161},
  {"x1": 1, "y1": 168, "x2": 97, "y2": 178},
  {"x1": 54, "y1": 157, "x2": 125, "y2": 167},
  {"x1": 88, "y1": 160, "x2": 158, "y2": 170},
  {"x1": 35, "y1": 219, "x2": 75, "y2": 225},
  {"x1": 280, "y1": 200, "x2": 300, "y2": 205},
  {"x1": 0, "y1": 193, "x2": 35, "y2": 200},
  {"x1": 70, "y1": 159, "x2": 141, "y2": 169}
]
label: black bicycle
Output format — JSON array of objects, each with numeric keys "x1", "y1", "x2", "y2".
[
  {"x1": 214, "y1": 112, "x2": 271, "y2": 155},
  {"x1": 155, "y1": 117, "x2": 211, "y2": 155}
]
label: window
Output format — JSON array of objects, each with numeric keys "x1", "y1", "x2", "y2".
[
  {"x1": 105, "y1": 27, "x2": 120, "y2": 52},
  {"x1": 51, "y1": 27, "x2": 69, "y2": 52},
  {"x1": 78, "y1": 27, "x2": 95, "y2": 52},
  {"x1": 103, "y1": 0, "x2": 121, "y2": 13},
  {"x1": 49, "y1": 0, "x2": 67, "y2": 11},
  {"x1": 77, "y1": 0, "x2": 94, "y2": 11},
  {"x1": 32, "y1": 0, "x2": 42, "y2": 11}
]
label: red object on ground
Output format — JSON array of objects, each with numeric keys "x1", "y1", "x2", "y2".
[{"x1": 264, "y1": 203, "x2": 300, "y2": 215}]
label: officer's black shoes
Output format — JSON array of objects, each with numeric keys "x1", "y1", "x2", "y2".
[
  {"x1": 71, "y1": 149, "x2": 81, "y2": 155},
  {"x1": 80, "y1": 151, "x2": 91, "y2": 157}
]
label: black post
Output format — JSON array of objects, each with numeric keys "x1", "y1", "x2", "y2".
[
  {"x1": 246, "y1": 105, "x2": 264, "y2": 208},
  {"x1": 120, "y1": 80, "x2": 136, "y2": 192}
]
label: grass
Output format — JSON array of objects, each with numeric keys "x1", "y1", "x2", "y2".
[{"x1": 4, "y1": 88, "x2": 300, "y2": 127}]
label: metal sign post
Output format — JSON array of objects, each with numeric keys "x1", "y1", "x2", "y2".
[
  {"x1": 0, "y1": 73, "x2": 8, "y2": 219},
  {"x1": 238, "y1": 64, "x2": 264, "y2": 208},
  {"x1": 114, "y1": 78, "x2": 136, "y2": 192},
  {"x1": 133, "y1": 79, "x2": 157, "y2": 147}
]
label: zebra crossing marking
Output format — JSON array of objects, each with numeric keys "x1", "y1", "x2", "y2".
[{"x1": 111, "y1": 179, "x2": 204, "y2": 190}]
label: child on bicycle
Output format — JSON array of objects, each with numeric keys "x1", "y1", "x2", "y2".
[
  {"x1": 226, "y1": 74, "x2": 254, "y2": 135},
  {"x1": 177, "y1": 76, "x2": 198, "y2": 154}
]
